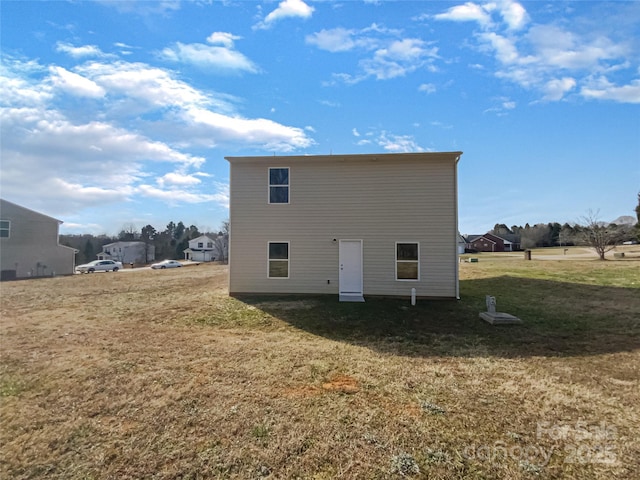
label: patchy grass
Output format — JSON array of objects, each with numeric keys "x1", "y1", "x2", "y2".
[{"x1": 1, "y1": 260, "x2": 639, "y2": 479}]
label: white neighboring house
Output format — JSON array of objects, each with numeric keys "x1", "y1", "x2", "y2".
[
  {"x1": 98, "y1": 241, "x2": 155, "y2": 264},
  {"x1": 0, "y1": 198, "x2": 77, "y2": 279},
  {"x1": 183, "y1": 235, "x2": 217, "y2": 262},
  {"x1": 457, "y1": 233, "x2": 467, "y2": 254},
  {"x1": 226, "y1": 151, "x2": 463, "y2": 301}
]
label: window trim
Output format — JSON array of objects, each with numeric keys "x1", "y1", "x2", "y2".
[
  {"x1": 267, "y1": 241, "x2": 290, "y2": 279},
  {"x1": 395, "y1": 241, "x2": 420, "y2": 281},
  {"x1": 0, "y1": 220, "x2": 10, "y2": 239},
  {"x1": 268, "y1": 167, "x2": 290, "y2": 205}
]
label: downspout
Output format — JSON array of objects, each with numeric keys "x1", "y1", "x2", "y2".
[{"x1": 454, "y1": 154, "x2": 461, "y2": 300}]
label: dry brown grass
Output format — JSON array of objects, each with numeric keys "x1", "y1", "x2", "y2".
[{"x1": 1, "y1": 260, "x2": 639, "y2": 479}]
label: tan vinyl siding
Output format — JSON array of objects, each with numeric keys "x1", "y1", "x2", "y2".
[
  {"x1": 0, "y1": 199, "x2": 76, "y2": 277},
  {"x1": 227, "y1": 153, "x2": 460, "y2": 298}
]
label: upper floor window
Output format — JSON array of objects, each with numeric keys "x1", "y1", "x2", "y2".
[
  {"x1": 207, "y1": 242, "x2": 213, "y2": 248},
  {"x1": 396, "y1": 242, "x2": 419, "y2": 280},
  {"x1": 269, "y1": 167, "x2": 289, "y2": 204},
  {"x1": 198, "y1": 242, "x2": 203, "y2": 248},
  {"x1": 0, "y1": 220, "x2": 10, "y2": 238}
]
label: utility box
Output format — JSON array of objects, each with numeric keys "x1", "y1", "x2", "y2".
[
  {"x1": 1, "y1": 270, "x2": 17, "y2": 281},
  {"x1": 524, "y1": 250, "x2": 532, "y2": 260}
]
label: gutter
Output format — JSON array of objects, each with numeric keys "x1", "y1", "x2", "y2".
[{"x1": 454, "y1": 154, "x2": 461, "y2": 300}]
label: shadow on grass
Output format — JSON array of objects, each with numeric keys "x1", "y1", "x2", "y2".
[{"x1": 235, "y1": 276, "x2": 640, "y2": 358}]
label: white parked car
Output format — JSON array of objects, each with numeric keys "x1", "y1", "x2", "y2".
[
  {"x1": 150, "y1": 259, "x2": 183, "y2": 269},
  {"x1": 76, "y1": 260, "x2": 123, "y2": 273}
]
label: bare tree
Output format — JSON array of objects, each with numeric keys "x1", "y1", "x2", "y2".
[
  {"x1": 579, "y1": 210, "x2": 622, "y2": 260},
  {"x1": 521, "y1": 224, "x2": 550, "y2": 249},
  {"x1": 118, "y1": 223, "x2": 138, "y2": 241},
  {"x1": 213, "y1": 220, "x2": 229, "y2": 264}
]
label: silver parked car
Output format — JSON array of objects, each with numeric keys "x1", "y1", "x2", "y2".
[
  {"x1": 150, "y1": 259, "x2": 183, "y2": 269},
  {"x1": 76, "y1": 260, "x2": 123, "y2": 273}
]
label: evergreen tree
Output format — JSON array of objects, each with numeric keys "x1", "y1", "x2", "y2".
[
  {"x1": 187, "y1": 225, "x2": 200, "y2": 240},
  {"x1": 174, "y1": 221, "x2": 186, "y2": 241},
  {"x1": 83, "y1": 239, "x2": 95, "y2": 263}
]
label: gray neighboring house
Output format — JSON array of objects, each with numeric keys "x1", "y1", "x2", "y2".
[
  {"x1": 98, "y1": 241, "x2": 155, "y2": 264},
  {"x1": 226, "y1": 151, "x2": 463, "y2": 301},
  {"x1": 0, "y1": 198, "x2": 77, "y2": 279}
]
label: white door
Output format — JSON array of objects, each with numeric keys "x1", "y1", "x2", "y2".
[{"x1": 339, "y1": 240, "x2": 363, "y2": 295}]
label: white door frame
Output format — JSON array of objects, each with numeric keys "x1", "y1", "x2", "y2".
[{"x1": 339, "y1": 239, "x2": 363, "y2": 296}]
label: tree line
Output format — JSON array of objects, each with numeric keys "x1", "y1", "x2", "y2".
[
  {"x1": 489, "y1": 199, "x2": 640, "y2": 260},
  {"x1": 61, "y1": 220, "x2": 229, "y2": 265}
]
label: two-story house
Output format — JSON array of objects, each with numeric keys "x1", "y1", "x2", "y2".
[
  {"x1": 0, "y1": 198, "x2": 77, "y2": 279},
  {"x1": 226, "y1": 152, "x2": 463, "y2": 301},
  {"x1": 98, "y1": 241, "x2": 155, "y2": 264},
  {"x1": 183, "y1": 235, "x2": 217, "y2": 262}
]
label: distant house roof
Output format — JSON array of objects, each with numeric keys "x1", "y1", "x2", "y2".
[
  {"x1": 102, "y1": 241, "x2": 147, "y2": 249},
  {"x1": 189, "y1": 235, "x2": 215, "y2": 243},
  {"x1": 467, "y1": 233, "x2": 521, "y2": 244},
  {"x1": 466, "y1": 234, "x2": 480, "y2": 242},
  {"x1": 499, "y1": 233, "x2": 521, "y2": 244}
]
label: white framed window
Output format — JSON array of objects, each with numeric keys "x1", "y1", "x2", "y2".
[
  {"x1": 1, "y1": 220, "x2": 10, "y2": 238},
  {"x1": 198, "y1": 242, "x2": 203, "y2": 248},
  {"x1": 268, "y1": 242, "x2": 289, "y2": 278},
  {"x1": 268, "y1": 167, "x2": 289, "y2": 204},
  {"x1": 396, "y1": 242, "x2": 419, "y2": 281}
]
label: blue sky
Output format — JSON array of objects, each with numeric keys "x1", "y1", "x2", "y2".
[{"x1": 1, "y1": 0, "x2": 638, "y2": 236}]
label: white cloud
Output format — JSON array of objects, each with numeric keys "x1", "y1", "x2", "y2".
[
  {"x1": 56, "y1": 42, "x2": 105, "y2": 58},
  {"x1": 306, "y1": 24, "x2": 412, "y2": 56},
  {"x1": 138, "y1": 183, "x2": 228, "y2": 208},
  {"x1": 542, "y1": 77, "x2": 576, "y2": 101},
  {"x1": 527, "y1": 25, "x2": 627, "y2": 70},
  {"x1": 433, "y1": 1, "x2": 528, "y2": 30},
  {"x1": 419, "y1": 83, "x2": 436, "y2": 94},
  {"x1": 306, "y1": 28, "x2": 357, "y2": 52},
  {"x1": 0, "y1": 60, "x2": 54, "y2": 106},
  {"x1": 319, "y1": 99, "x2": 341, "y2": 107},
  {"x1": 181, "y1": 107, "x2": 313, "y2": 151},
  {"x1": 1, "y1": 54, "x2": 313, "y2": 218},
  {"x1": 207, "y1": 32, "x2": 241, "y2": 47},
  {"x1": 49, "y1": 66, "x2": 106, "y2": 98},
  {"x1": 255, "y1": 0, "x2": 314, "y2": 30},
  {"x1": 158, "y1": 172, "x2": 202, "y2": 187},
  {"x1": 376, "y1": 131, "x2": 423, "y2": 153},
  {"x1": 362, "y1": 38, "x2": 439, "y2": 80},
  {"x1": 478, "y1": 32, "x2": 522, "y2": 65},
  {"x1": 434, "y1": 2, "x2": 492, "y2": 27},
  {"x1": 309, "y1": 26, "x2": 440, "y2": 84},
  {"x1": 97, "y1": 0, "x2": 181, "y2": 16},
  {"x1": 76, "y1": 61, "x2": 235, "y2": 114},
  {"x1": 452, "y1": 11, "x2": 635, "y2": 102},
  {"x1": 160, "y1": 35, "x2": 258, "y2": 74},
  {"x1": 580, "y1": 78, "x2": 640, "y2": 103},
  {"x1": 498, "y1": 0, "x2": 528, "y2": 30}
]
